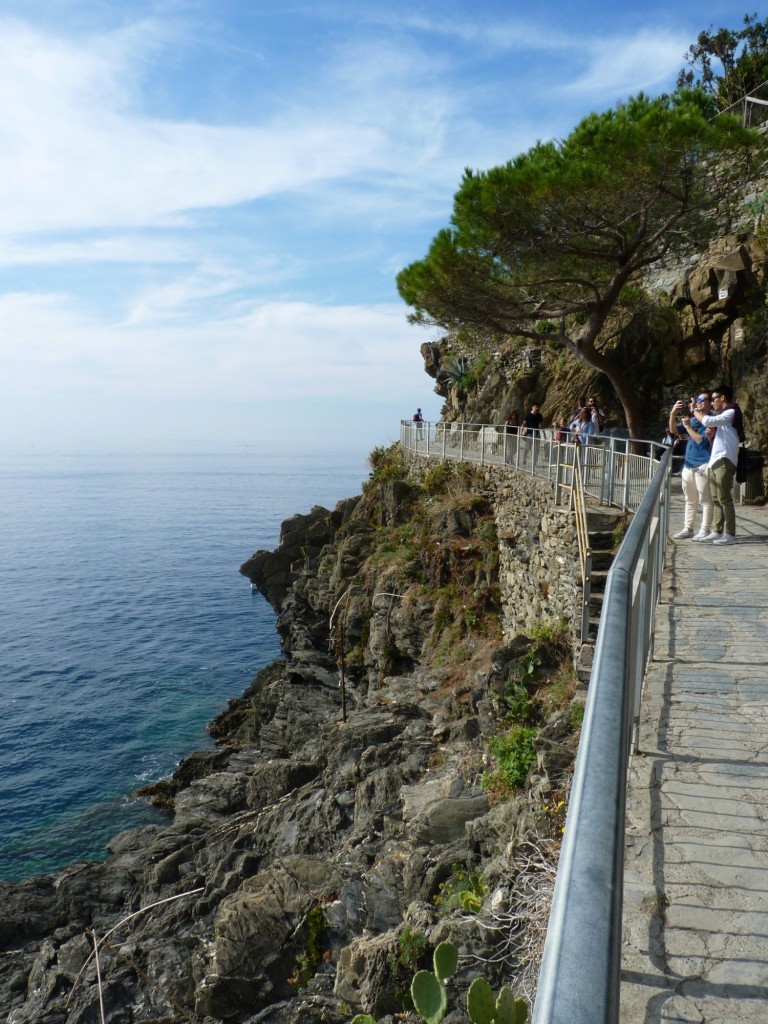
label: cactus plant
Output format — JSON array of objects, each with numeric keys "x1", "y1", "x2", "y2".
[
  {"x1": 409, "y1": 940, "x2": 460, "y2": 1024},
  {"x1": 350, "y1": 1016, "x2": 377, "y2": 1024},
  {"x1": 411, "y1": 969, "x2": 448, "y2": 1024},
  {"x1": 495, "y1": 986, "x2": 527, "y2": 1024},
  {"x1": 466, "y1": 977, "x2": 527, "y2": 1024},
  {"x1": 467, "y1": 977, "x2": 496, "y2": 1024},
  {"x1": 433, "y1": 941, "x2": 459, "y2": 981}
]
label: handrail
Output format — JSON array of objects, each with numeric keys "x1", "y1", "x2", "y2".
[
  {"x1": 571, "y1": 447, "x2": 593, "y2": 643},
  {"x1": 401, "y1": 420, "x2": 666, "y2": 513},
  {"x1": 531, "y1": 448, "x2": 672, "y2": 1024}
]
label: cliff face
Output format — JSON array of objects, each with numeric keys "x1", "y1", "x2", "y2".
[{"x1": 0, "y1": 451, "x2": 582, "y2": 1023}]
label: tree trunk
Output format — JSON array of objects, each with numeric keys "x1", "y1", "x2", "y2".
[{"x1": 573, "y1": 338, "x2": 646, "y2": 441}]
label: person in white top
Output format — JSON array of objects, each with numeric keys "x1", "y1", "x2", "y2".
[
  {"x1": 692, "y1": 384, "x2": 740, "y2": 544},
  {"x1": 587, "y1": 396, "x2": 605, "y2": 434}
]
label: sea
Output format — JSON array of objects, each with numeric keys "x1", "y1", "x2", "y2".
[{"x1": 0, "y1": 446, "x2": 368, "y2": 883}]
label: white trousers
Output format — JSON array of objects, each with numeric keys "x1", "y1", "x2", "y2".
[{"x1": 681, "y1": 465, "x2": 712, "y2": 533}]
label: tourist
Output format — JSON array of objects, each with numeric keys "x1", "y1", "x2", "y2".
[
  {"x1": 554, "y1": 417, "x2": 570, "y2": 443},
  {"x1": 504, "y1": 410, "x2": 520, "y2": 463},
  {"x1": 668, "y1": 393, "x2": 713, "y2": 540},
  {"x1": 572, "y1": 407, "x2": 596, "y2": 445},
  {"x1": 587, "y1": 396, "x2": 605, "y2": 434},
  {"x1": 692, "y1": 384, "x2": 742, "y2": 545},
  {"x1": 521, "y1": 402, "x2": 543, "y2": 465}
]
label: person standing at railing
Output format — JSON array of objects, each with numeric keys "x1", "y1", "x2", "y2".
[
  {"x1": 587, "y1": 396, "x2": 605, "y2": 434},
  {"x1": 521, "y1": 402, "x2": 543, "y2": 465},
  {"x1": 669, "y1": 393, "x2": 713, "y2": 540},
  {"x1": 504, "y1": 410, "x2": 520, "y2": 464},
  {"x1": 572, "y1": 406, "x2": 596, "y2": 445},
  {"x1": 412, "y1": 407, "x2": 424, "y2": 439},
  {"x1": 693, "y1": 384, "x2": 743, "y2": 546}
]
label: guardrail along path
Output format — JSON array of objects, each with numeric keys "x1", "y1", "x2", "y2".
[{"x1": 622, "y1": 500, "x2": 768, "y2": 1023}]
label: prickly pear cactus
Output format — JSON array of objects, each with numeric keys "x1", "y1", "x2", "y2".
[
  {"x1": 433, "y1": 941, "x2": 459, "y2": 981},
  {"x1": 411, "y1": 969, "x2": 448, "y2": 1024},
  {"x1": 466, "y1": 977, "x2": 496, "y2": 1024},
  {"x1": 495, "y1": 986, "x2": 528, "y2": 1024},
  {"x1": 350, "y1": 1016, "x2": 377, "y2": 1024}
]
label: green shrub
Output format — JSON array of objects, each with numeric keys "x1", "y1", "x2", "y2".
[
  {"x1": 433, "y1": 864, "x2": 489, "y2": 913},
  {"x1": 487, "y1": 727, "x2": 538, "y2": 789},
  {"x1": 503, "y1": 682, "x2": 534, "y2": 722}
]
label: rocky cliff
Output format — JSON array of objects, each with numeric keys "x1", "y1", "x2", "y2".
[{"x1": 0, "y1": 450, "x2": 582, "y2": 1023}]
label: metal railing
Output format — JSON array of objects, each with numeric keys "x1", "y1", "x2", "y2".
[
  {"x1": 532, "y1": 449, "x2": 671, "y2": 1024},
  {"x1": 401, "y1": 420, "x2": 665, "y2": 513},
  {"x1": 401, "y1": 418, "x2": 673, "y2": 1022},
  {"x1": 719, "y1": 78, "x2": 768, "y2": 129},
  {"x1": 570, "y1": 446, "x2": 593, "y2": 642}
]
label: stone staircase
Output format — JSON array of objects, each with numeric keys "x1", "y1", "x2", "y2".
[{"x1": 576, "y1": 505, "x2": 627, "y2": 682}]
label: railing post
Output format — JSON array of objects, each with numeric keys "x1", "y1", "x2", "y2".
[{"x1": 460, "y1": 422, "x2": 465, "y2": 460}]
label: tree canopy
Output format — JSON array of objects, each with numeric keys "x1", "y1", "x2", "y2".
[
  {"x1": 678, "y1": 13, "x2": 768, "y2": 112},
  {"x1": 397, "y1": 91, "x2": 760, "y2": 438}
]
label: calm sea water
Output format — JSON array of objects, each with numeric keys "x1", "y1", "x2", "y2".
[{"x1": 0, "y1": 447, "x2": 367, "y2": 882}]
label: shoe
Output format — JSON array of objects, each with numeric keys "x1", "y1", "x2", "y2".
[
  {"x1": 691, "y1": 531, "x2": 710, "y2": 542},
  {"x1": 701, "y1": 531, "x2": 722, "y2": 541},
  {"x1": 712, "y1": 533, "x2": 736, "y2": 545},
  {"x1": 673, "y1": 528, "x2": 694, "y2": 539}
]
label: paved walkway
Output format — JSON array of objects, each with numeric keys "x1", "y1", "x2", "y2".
[{"x1": 621, "y1": 497, "x2": 768, "y2": 1023}]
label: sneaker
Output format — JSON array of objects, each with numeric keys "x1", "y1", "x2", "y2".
[
  {"x1": 702, "y1": 531, "x2": 722, "y2": 541},
  {"x1": 691, "y1": 531, "x2": 710, "y2": 542},
  {"x1": 712, "y1": 533, "x2": 736, "y2": 545},
  {"x1": 673, "y1": 528, "x2": 694, "y2": 539}
]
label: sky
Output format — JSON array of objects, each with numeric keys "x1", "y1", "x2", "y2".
[{"x1": 0, "y1": 0, "x2": 743, "y2": 456}]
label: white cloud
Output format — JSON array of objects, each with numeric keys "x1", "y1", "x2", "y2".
[
  {"x1": 0, "y1": 18, "x2": 391, "y2": 235},
  {"x1": 562, "y1": 30, "x2": 690, "y2": 98},
  {"x1": 0, "y1": 290, "x2": 432, "y2": 404},
  {"x1": 0, "y1": 234, "x2": 190, "y2": 267}
]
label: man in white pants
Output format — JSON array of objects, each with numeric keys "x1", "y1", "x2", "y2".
[
  {"x1": 693, "y1": 384, "x2": 742, "y2": 545},
  {"x1": 669, "y1": 393, "x2": 713, "y2": 541}
]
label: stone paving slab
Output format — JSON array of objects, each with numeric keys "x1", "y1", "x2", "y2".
[{"x1": 621, "y1": 498, "x2": 768, "y2": 1023}]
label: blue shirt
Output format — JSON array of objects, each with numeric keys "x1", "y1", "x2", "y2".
[{"x1": 678, "y1": 418, "x2": 710, "y2": 469}]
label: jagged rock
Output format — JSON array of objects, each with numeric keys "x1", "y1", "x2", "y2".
[
  {"x1": 196, "y1": 859, "x2": 335, "y2": 1018},
  {"x1": 240, "y1": 502, "x2": 360, "y2": 611},
  {"x1": 334, "y1": 931, "x2": 399, "y2": 1016},
  {"x1": 420, "y1": 341, "x2": 442, "y2": 379},
  {"x1": 408, "y1": 793, "x2": 490, "y2": 845},
  {"x1": 378, "y1": 479, "x2": 420, "y2": 526}
]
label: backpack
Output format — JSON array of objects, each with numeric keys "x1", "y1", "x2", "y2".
[{"x1": 728, "y1": 402, "x2": 748, "y2": 484}]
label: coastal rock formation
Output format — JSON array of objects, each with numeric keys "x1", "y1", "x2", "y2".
[{"x1": 0, "y1": 455, "x2": 580, "y2": 1023}]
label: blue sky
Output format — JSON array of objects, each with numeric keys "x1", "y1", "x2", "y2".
[{"x1": 0, "y1": 0, "x2": 742, "y2": 455}]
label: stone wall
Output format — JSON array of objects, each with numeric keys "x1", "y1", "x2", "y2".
[{"x1": 402, "y1": 452, "x2": 581, "y2": 643}]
